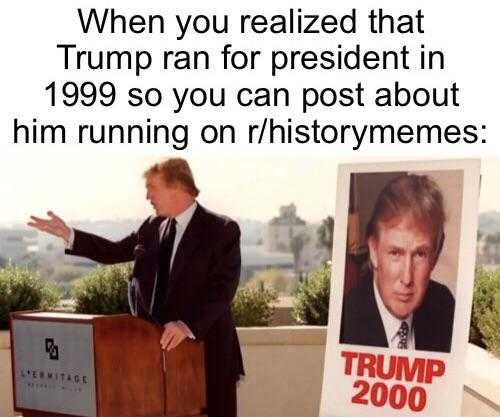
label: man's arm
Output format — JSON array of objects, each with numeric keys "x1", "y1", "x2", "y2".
[
  {"x1": 65, "y1": 228, "x2": 137, "y2": 264},
  {"x1": 29, "y1": 211, "x2": 138, "y2": 264},
  {"x1": 183, "y1": 220, "x2": 241, "y2": 339}
]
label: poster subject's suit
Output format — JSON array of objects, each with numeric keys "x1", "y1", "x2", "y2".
[
  {"x1": 66, "y1": 204, "x2": 244, "y2": 417},
  {"x1": 340, "y1": 275, "x2": 455, "y2": 353}
]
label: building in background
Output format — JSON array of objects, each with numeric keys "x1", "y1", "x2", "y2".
[
  {"x1": 240, "y1": 245, "x2": 294, "y2": 282},
  {"x1": 266, "y1": 204, "x2": 307, "y2": 252},
  {"x1": 265, "y1": 204, "x2": 329, "y2": 275}
]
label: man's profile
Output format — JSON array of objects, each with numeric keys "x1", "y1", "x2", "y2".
[
  {"x1": 29, "y1": 158, "x2": 244, "y2": 417},
  {"x1": 340, "y1": 174, "x2": 455, "y2": 353}
]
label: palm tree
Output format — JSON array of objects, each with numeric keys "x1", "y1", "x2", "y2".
[
  {"x1": 317, "y1": 216, "x2": 334, "y2": 259},
  {"x1": 290, "y1": 233, "x2": 308, "y2": 273}
]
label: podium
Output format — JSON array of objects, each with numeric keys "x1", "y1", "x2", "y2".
[{"x1": 9, "y1": 312, "x2": 206, "y2": 417}]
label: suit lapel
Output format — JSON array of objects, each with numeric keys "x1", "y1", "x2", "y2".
[
  {"x1": 166, "y1": 205, "x2": 204, "y2": 300},
  {"x1": 365, "y1": 279, "x2": 389, "y2": 347},
  {"x1": 414, "y1": 299, "x2": 432, "y2": 351}
]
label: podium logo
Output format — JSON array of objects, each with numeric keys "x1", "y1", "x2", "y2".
[{"x1": 45, "y1": 338, "x2": 59, "y2": 360}]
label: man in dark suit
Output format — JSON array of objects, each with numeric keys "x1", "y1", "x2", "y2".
[
  {"x1": 340, "y1": 174, "x2": 455, "y2": 353},
  {"x1": 29, "y1": 158, "x2": 244, "y2": 417}
]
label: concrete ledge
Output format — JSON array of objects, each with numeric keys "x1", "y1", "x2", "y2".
[
  {"x1": 0, "y1": 330, "x2": 10, "y2": 349},
  {"x1": 237, "y1": 326, "x2": 327, "y2": 345},
  {"x1": 237, "y1": 326, "x2": 326, "y2": 416},
  {"x1": 0, "y1": 330, "x2": 14, "y2": 417},
  {"x1": 465, "y1": 343, "x2": 500, "y2": 408},
  {"x1": 1, "y1": 325, "x2": 498, "y2": 417}
]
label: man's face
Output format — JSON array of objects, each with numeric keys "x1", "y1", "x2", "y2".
[
  {"x1": 145, "y1": 174, "x2": 180, "y2": 217},
  {"x1": 368, "y1": 215, "x2": 436, "y2": 320}
]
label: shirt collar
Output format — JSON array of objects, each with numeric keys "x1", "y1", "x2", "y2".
[
  {"x1": 173, "y1": 201, "x2": 197, "y2": 231},
  {"x1": 373, "y1": 279, "x2": 413, "y2": 344}
]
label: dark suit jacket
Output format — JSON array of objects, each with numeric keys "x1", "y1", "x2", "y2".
[
  {"x1": 340, "y1": 275, "x2": 455, "y2": 353},
  {"x1": 65, "y1": 204, "x2": 244, "y2": 393}
]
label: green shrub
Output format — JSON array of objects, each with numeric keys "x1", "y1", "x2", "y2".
[
  {"x1": 0, "y1": 264, "x2": 59, "y2": 329},
  {"x1": 293, "y1": 264, "x2": 331, "y2": 325},
  {"x1": 470, "y1": 268, "x2": 499, "y2": 346},
  {"x1": 479, "y1": 293, "x2": 500, "y2": 356},
  {"x1": 73, "y1": 263, "x2": 132, "y2": 315},
  {"x1": 232, "y1": 286, "x2": 277, "y2": 327},
  {"x1": 470, "y1": 268, "x2": 500, "y2": 355}
]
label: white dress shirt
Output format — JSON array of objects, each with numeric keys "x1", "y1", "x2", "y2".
[
  {"x1": 168, "y1": 200, "x2": 197, "y2": 270},
  {"x1": 163, "y1": 201, "x2": 197, "y2": 338},
  {"x1": 373, "y1": 280, "x2": 415, "y2": 350}
]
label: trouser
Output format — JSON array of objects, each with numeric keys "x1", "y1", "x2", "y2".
[{"x1": 206, "y1": 378, "x2": 237, "y2": 417}]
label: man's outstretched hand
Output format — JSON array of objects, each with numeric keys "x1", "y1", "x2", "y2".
[{"x1": 28, "y1": 211, "x2": 71, "y2": 243}]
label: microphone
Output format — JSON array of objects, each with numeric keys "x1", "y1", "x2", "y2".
[{"x1": 134, "y1": 244, "x2": 146, "y2": 258}]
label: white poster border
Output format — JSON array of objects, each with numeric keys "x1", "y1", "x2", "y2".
[{"x1": 320, "y1": 158, "x2": 480, "y2": 417}]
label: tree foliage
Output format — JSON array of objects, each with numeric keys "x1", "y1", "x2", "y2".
[
  {"x1": 290, "y1": 232, "x2": 308, "y2": 271},
  {"x1": 0, "y1": 263, "x2": 59, "y2": 329},
  {"x1": 317, "y1": 216, "x2": 335, "y2": 256},
  {"x1": 72, "y1": 263, "x2": 132, "y2": 315},
  {"x1": 232, "y1": 286, "x2": 278, "y2": 327},
  {"x1": 293, "y1": 264, "x2": 331, "y2": 325},
  {"x1": 470, "y1": 267, "x2": 500, "y2": 356}
]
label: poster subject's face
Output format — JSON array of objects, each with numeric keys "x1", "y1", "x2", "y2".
[{"x1": 368, "y1": 215, "x2": 435, "y2": 320}]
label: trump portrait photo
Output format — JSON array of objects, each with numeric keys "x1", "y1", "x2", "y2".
[{"x1": 339, "y1": 170, "x2": 463, "y2": 353}]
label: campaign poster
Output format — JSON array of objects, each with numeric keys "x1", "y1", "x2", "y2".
[{"x1": 320, "y1": 159, "x2": 481, "y2": 417}]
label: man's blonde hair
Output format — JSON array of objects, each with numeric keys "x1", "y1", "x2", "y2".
[{"x1": 143, "y1": 158, "x2": 200, "y2": 197}]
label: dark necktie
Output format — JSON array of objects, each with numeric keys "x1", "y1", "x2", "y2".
[
  {"x1": 397, "y1": 321, "x2": 409, "y2": 349},
  {"x1": 152, "y1": 218, "x2": 177, "y2": 322}
]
